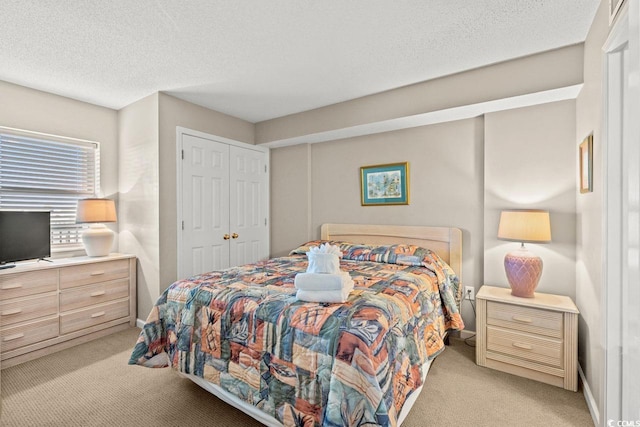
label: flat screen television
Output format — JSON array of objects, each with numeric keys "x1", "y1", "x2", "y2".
[{"x1": 0, "y1": 211, "x2": 51, "y2": 268}]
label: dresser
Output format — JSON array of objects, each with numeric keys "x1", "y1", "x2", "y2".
[
  {"x1": 475, "y1": 285, "x2": 579, "y2": 391},
  {"x1": 0, "y1": 254, "x2": 136, "y2": 368}
]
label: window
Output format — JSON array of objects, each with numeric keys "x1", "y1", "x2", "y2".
[{"x1": 0, "y1": 129, "x2": 100, "y2": 250}]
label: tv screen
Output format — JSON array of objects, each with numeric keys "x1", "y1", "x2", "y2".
[{"x1": 0, "y1": 211, "x2": 51, "y2": 265}]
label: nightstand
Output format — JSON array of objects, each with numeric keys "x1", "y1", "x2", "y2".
[{"x1": 475, "y1": 285, "x2": 579, "y2": 391}]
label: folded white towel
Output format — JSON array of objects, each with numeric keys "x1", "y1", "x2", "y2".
[
  {"x1": 294, "y1": 272, "x2": 354, "y2": 291},
  {"x1": 296, "y1": 285, "x2": 353, "y2": 303},
  {"x1": 306, "y1": 253, "x2": 340, "y2": 274},
  {"x1": 306, "y1": 243, "x2": 343, "y2": 274},
  {"x1": 307, "y1": 243, "x2": 343, "y2": 257}
]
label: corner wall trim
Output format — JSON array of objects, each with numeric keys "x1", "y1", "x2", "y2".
[{"x1": 578, "y1": 363, "x2": 600, "y2": 426}]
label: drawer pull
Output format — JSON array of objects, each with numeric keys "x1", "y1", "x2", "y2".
[
  {"x1": 1, "y1": 283, "x2": 23, "y2": 290},
  {"x1": 1, "y1": 308, "x2": 23, "y2": 316},
  {"x1": 91, "y1": 311, "x2": 106, "y2": 318},
  {"x1": 90, "y1": 291, "x2": 106, "y2": 297},
  {"x1": 3, "y1": 333, "x2": 25, "y2": 342},
  {"x1": 512, "y1": 315, "x2": 533, "y2": 323},
  {"x1": 90, "y1": 271, "x2": 105, "y2": 276},
  {"x1": 512, "y1": 342, "x2": 533, "y2": 350}
]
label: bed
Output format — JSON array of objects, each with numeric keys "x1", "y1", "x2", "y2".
[{"x1": 130, "y1": 223, "x2": 465, "y2": 426}]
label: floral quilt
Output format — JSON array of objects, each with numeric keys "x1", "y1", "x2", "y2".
[{"x1": 129, "y1": 241, "x2": 464, "y2": 426}]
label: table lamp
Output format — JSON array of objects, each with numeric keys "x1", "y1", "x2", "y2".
[
  {"x1": 497, "y1": 209, "x2": 551, "y2": 297},
  {"x1": 76, "y1": 198, "x2": 117, "y2": 257}
]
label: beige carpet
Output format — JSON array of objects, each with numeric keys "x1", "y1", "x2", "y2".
[{"x1": 1, "y1": 327, "x2": 593, "y2": 426}]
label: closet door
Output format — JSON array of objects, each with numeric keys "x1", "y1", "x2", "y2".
[
  {"x1": 229, "y1": 145, "x2": 269, "y2": 266},
  {"x1": 181, "y1": 135, "x2": 230, "y2": 277}
]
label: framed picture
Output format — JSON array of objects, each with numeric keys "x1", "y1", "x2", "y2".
[
  {"x1": 579, "y1": 134, "x2": 593, "y2": 194},
  {"x1": 360, "y1": 162, "x2": 409, "y2": 206}
]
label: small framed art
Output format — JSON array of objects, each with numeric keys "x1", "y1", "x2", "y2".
[
  {"x1": 360, "y1": 162, "x2": 409, "y2": 206},
  {"x1": 579, "y1": 134, "x2": 593, "y2": 193}
]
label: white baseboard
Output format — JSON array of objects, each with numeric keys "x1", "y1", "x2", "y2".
[
  {"x1": 136, "y1": 318, "x2": 145, "y2": 329},
  {"x1": 578, "y1": 363, "x2": 599, "y2": 427}
]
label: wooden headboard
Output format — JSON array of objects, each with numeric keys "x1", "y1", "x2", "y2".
[{"x1": 320, "y1": 223, "x2": 462, "y2": 281}]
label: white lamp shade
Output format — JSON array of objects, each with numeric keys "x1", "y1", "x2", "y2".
[
  {"x1": 498, "y1": 209, "x2": 551, "y2": 297},
  {"x1": 498, "y1": 210, "x2": 551, "y2": 243},
  {"x1": 76, "y1": 198, "x2": 117, "y2": 223},
  {"x1": 76, "y1": 198, "x2": 117, "y2": 257}
]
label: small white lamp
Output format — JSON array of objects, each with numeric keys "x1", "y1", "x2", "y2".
[
  {"x1": 76, "y1": 198, "x2": 117, "y2": 257},
  {"x1": 497, "y1": 209, "x2": 551, "y2": 298}
]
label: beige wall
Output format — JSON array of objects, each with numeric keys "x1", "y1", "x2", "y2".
[
  {"x1": 116, "y1": 92, "x2": 255, "y2": 318},
  {"x1": 118, "y1": 93, "x2": 160, "y2": 320},
  {"x1": 271, "y1": 101, "x2": 579, "y2": 331},
  {"x1": 271, "y1": 118, "x2": 485, "y2": 329},
  {"x1": 270, "y1": 143, "x2": 312, "y2": 257},
  {"x1": 267, "y1": 45, "x2": 584, "y2": 332},
  {"x1": 484, "y1": 100, "x2": 577, "y2": 299},
  {"x1": 0, "y1": 81, "x2": 119, "y2": 252},
  {"x1": 575, "y1": 0, "x2": 609, "y2": 418},
  {"x1": 0, "y1": 81, "x2": 119, "y2": 198},
  {"x1": 256, "y1": 45, "x2": 583, "y2": 144},
  {"x1": 157, "y1": 93, "x2": 255, "y2": 293}
]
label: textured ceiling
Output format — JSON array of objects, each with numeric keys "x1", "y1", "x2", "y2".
[{"x1": 0, "y1": 1, "x2": 599, "y2": 123}]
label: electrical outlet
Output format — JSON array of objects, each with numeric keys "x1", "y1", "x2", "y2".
[{"x1": 465, "y1": 286, "x2": 475, "y2": 301}]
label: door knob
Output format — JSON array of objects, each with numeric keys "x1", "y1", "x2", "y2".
[
  {"x1": 231, "y1": 233, "x2": 239, "y2": 239},
  {"x1": 223, "y1": 234, "x2": 230, "y2": 240}
]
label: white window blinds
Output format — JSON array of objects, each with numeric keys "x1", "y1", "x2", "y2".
[{"x1": 0, "y1": 131, "x2": 100, "y2": 249}]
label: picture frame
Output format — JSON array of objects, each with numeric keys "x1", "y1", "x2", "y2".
[
  {"x1": 360, "y1": 162, "x2": 409, "y2": 206},
  {"x1": 579, "y1": 134, "x2": 593, "y2": 194}
]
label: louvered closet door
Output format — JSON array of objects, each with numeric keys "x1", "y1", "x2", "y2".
[
  {"x1": 181, "y1": 135, "x2": 230, "y2": 277},
  {"x1": 229, "y1": 146, "x2": 268, "y2": 266}
]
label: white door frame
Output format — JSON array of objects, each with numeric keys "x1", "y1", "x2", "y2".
[
  {"x1": 602, "y1": 2, "x2": 640, "y2": 424},
  {"x1": 176, "y1": 127, "x2": 270, "y2": 279}
]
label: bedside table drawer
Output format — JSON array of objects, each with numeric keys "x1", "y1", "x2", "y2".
[
  {"x1": 59, "y1": 259, "x2": 129, "y2": 289},
  {"x1": 487, "y1": 326, "x2": 563, "y2": 368},
  {"x1": 487, "y1": 301, "x2": 563, "y2": 338}
]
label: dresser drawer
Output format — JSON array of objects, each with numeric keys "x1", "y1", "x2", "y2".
[
  {"x1": 487, "y1": 301, "x2": 563, "y2": 338},
  {"x1": 0, "y1": 293, "x2": 58, "y2": 326},
  {"x1": 60, "y1": 278, "x2": 129, "y2": 312},
  {"x1": 487, "y1": 326, "x2": 563, "y2": 368},
  {"x1": 59, "y1": 299, "x2": 129, "y2": 335},
  {"x1": 1, "y1": 317, "x2": 59, "y2": 353},
  {"x1": 59, "y1": 259, "x2": 129, "y2": 289},
  {"x1": 0, "y1": 269, "x2": 58, "y2": 300}
]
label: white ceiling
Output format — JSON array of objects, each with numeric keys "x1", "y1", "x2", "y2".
[{"x1": 0, "y1": 1, "x2": 599, "y2": 123}]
